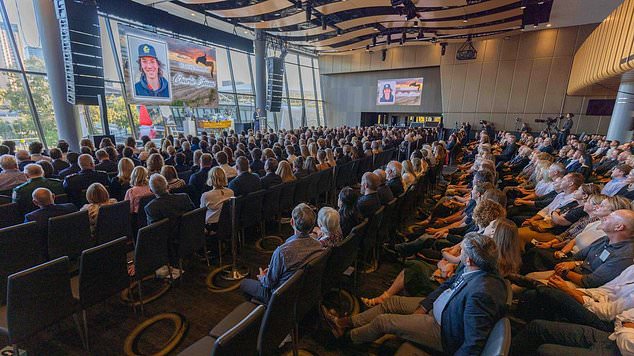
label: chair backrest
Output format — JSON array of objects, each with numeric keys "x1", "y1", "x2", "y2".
[
  {"x1": 48, "y1": 210, "x2": 92, "y2": 260},
  {"x1": 293, "y1": 176, "x2": 311, "y2": 205},
  {"x1": 95, "y1": 200, "x2": 132, "y2": 245},
  {"x1": 134, "y1": 218, "x2": 171, "y2": 279},
  {"x1": 53, "y1": 194, "x2": 69, "y2": 204},
  {"x1": 334, "y1": 161, "x2": 354, "y2": 189},
  {"x1": 360, "y1": 206, "x2": 385, "y2": 257},
  {"x1": 322, "y1": 231, "x2": 363, "y2": 294},
  {"x1": 211, "y1": 305, "x2": 265, "y2": 356},
  {"x1": 136, "y1": 195, "x2": 156, "y2": 228},
  {"x1": 296, "y1": 249, "x2": 331, "y2": 322},
  {"x1": 307, "y1": 171, "x2": 322, "y2": 203},
  {"x1": 504, "y1": 279, "x2": 513, "y2": 309},
  {"x1": 5, "y1": 257, "x2": 75, "y2": 343},
  {"x1": 78, "y1": 237, "x2": 129, "y2": 308},
  {"x1": 0, "y1": 194, "x2": 11, "y2": 205},
  {"x1": 0, "y1": 203, "x2": 23, "y2": 229},
  {"x1": 378, "y1": 198, "x2": 398, "y2": 245},
  {"x1": 0, "y1": 222, "x2": 44, "y2": 305},
  {"x1": 316, "y1": 167, "x2": 333, "y2": 195},
  {"x1": 262, "y1": 184, "x2": 281, "y2": 221},
  {"x1": 278, "y1": 181, "x2": 296, "y2": 213},
  {"x1": 178, "y1": 207, "x2": 207, "y2": 260},
  {"x1": 171, "y1": 185, "x2": 196, "y2": 203},
  {"x1": 257, "y1": 270, "x2": 304, "y2": 356},
  {"x1": 350, "y1": 218, "x2": 369, "y2": 238},
  {"x1": 481, "y1": 318, "x2": 511, "y2": 356},
  {"x1": 214, "y1": 199, "x2": 234, "y2": 242},
  {"x1": 239, "y1": 189, "x2": 265, "y2": 229},
  {"x1": 177, "y1": 170, "x2": 192, "y2": 183}
]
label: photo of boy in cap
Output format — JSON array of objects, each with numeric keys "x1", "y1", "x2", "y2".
[{"x1": 133, "y1": 43, "x2": 170, "y2": 98}]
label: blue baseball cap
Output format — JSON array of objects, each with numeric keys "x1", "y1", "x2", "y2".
[
  {"x1": 383, "y1": 83, "x2": 392, "y2": 90},
  {"x1": 138, "y1": 44, "x2": 158, "y2": 59}
]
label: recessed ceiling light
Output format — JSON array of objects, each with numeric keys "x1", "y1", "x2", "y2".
[
  {"x1": 260, "y1": 19, "x2": 265, "y2": 22},
  {"x1": 538, "y1": 1, "x2": 544, "y2": 4},
  {"x1": 546, "y1": 23, "x2": 552, "y2": 27},
  {"x1": 520, "y1": 5, "x2": 526, "y2": 9},
  {"x1": 190, "y1": 12, "x2": 196, "y2": 16}
]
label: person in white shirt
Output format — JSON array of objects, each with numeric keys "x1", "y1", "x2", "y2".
[
  {"x1": 214, "y1": 151, "x2": 237, "y2": 179},
  {"x1": 518, "y1": 172, "x2": 585, "y2": 244},
  {"x1": 200, "y1": 166, "x2": 234, "y2": 228}
]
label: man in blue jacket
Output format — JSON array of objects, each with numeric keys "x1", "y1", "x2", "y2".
[
  {"x1": 134, "y1": 43, "x2": 169, "y2": 98},
  {"x1": 322, "y1": 233, "x2": 507, "y2": 355}
]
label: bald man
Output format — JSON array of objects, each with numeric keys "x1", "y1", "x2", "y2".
[
  {"x1": 527, "y1": 209, "x2": 634, "y2": 289},
  {"x1": 63, "y1": 154, "x2": 109, "y2": 206},
  {"x1": 24, "y1": 188, "x2": 77, "y2": 258},
  {"x1": 12, "y1": 163, "x2": 64, "y2": 213},
  {"x1": 357, "y1": 172, "x2": 382, "y2": 218}
]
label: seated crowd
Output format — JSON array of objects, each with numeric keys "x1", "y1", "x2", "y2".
[{"x1": 1, "y1": 124, "x2": 634, "y2": 355}]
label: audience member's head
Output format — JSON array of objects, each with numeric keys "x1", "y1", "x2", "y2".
[
  {"x1": 235, "y1": 156, "x2": 249, "y2": 173},
  {"x1": 78, "y1": 154, "x2": 95, "y2": 171},
  {"x1": 160, "y1": 165, "x2": 179, "y2": 182},
  {"x1": 361, "y1": 172, "x2": 380, "y2": 194},
  {"x1": 318, "y1": 207, "x2": 342, "y2": 238},
  {"x1": 207, "y1": 166, "x2": 228, "y2": 189},
  {"x1": 37, "y1": 160, "x2": 55, "y2": 178},
  {"x1": 16, "y1": 150, "x2": 30, "y2": 162},
  {"x1": 386, "y1": 161, "x2": 402, "y2": 179},
  {"x1": 599, "y1": 209, "x2": 634, "y2": 242},
  {"x1": 0, "y1": 154, "x2": 18, "y2": 171},
  {"x1": 24, "y1": 163, "x2": 44, "y2": 179},
  {"x1": 265, "y1": 158, "x2": 278, "y2": 174},
  {"x1": 32, "y1": 187, "x2": 54, "y2": 208},
  {"x1": 488, "y1": 218, "x2": 521, "y2": 277},
  {"x1": 86, "y1": 183, "x2": 110, "y2": 204},
  {"x1": 130, "y1": 166, "x2": 149, "y2": 187},
  {"x1": 461, "y1": 232, "x2": 499, "y2": 273},
  {"x1": 200, "y1": 153, "x2": 214, "y2": 168},
  {"x1": 49, "y1": 148, "x2": 62, "y2": 161},
  {"x1": 28, "y1": 141, "x2": 44, "y2": 155},
  {"x1": 147, "y1": 153, "x2": 164, "y2": 173},
  {"x1": 149, "y1": 174, "x2": 169, "y2": 196},
  {"x1": 291, "y1": 203, "x2": 316, "y2": 234}
]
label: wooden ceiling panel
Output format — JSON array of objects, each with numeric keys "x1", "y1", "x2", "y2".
[
  {"x1": 275, "y1": 27, "x2": 336, "y2": 37},
  {"x1": 315, "y1": 0, "x2": 389, "y2": 15},
  {"x1": 179, "y1": 0, "x2": 226, "y2": 3},
  {"x1": 435, "y1": 19, "x2": 522, "y2": 34},
  {"x1": 310, "y1": 27, "x2": 378, "y2": 46},
  {"x1": 212, "y1": 0, "x2": 294, "y2": 18},
  {"x1": 418, "y1": 0, "x2": 518, "y2": 20},
  {"x1": 243, "y1": 10, "x2": 314, "y2": 28}
]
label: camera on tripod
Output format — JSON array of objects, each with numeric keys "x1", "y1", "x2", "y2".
[{"x1": 534, "y1": 117, "x2": 558, "y2": 125}]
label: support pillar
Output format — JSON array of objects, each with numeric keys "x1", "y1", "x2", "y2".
[
  {"x1": 607, "y1": 80, "x2": 634, "y2": 143},
  {"x1": 33, "y1": 0, "x2": 82, "y2": 152},
  {"x1": 254, "y1": 29, "x2": 267, "y2": 130}
]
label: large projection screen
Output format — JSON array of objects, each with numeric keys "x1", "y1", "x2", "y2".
[
  {"x1": 118, "y1": 25, "x2": 218, "y2": 107},
  {"x1": 376, "y1": 78, "x2": 424, "y2": 106}
]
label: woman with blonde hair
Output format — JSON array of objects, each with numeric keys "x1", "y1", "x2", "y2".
[
  {"x1": 490, "y1": 218, "x2": 521, "y2": 277},
  {"x1": 81, "y1": 182, "x2": 117, "y2": 235},
  {"x1": 146, "y1": 153, "x2": 164, "y2": 176},
  {"x1": 316, "y1": 207, "x2": 343, "y2": 248},
  {"x1": 200, "y1": 167, "x2": 234, "y2": 228},
  {"x1": 191, "y1": 149, "x2": 203, "y2": 172},
  {"x1": 160, "y1": 165, "x2": 185, "y2": 190},
  {"x1": 304, "y1": 156, "x2": 318, "y2": 175},
  {"x1": 109, "y1": 157, "x2": 134, "y2": 201},
  {"x1": 316, "y1": 150, "x2": 330, "y2": 171},
  {"x1": 411, "y1": 157, "x2": 424, "y2": 178},
  {"x1": 308, "y1": 142, "x2": 318, "y2": 158},
  {"x1": 124, "y1": 166, "x2": 152, "y2": 213},
  {"x1": 276, "y1": 160, "x2": 296, "y2": 183},
  {"x1": 401, "y1": 160, "x2": 416, "y2": 189},
  {"x1": 325, "y1": 148, "x2": 337, "y2": 167}
]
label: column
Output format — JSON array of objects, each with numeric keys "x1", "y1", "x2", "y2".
[
  {"x1": 254, "y1": 29, "x2": 267, "y2": 130},
  {"x1": 607, "y1": 80, "x2": 634, "y2": 143},
  {"x1": 33, "y1": 0, "x2": 82, "y2": 152}
]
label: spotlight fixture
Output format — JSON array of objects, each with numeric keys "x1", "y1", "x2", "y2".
[
  {"x1": 440, "y1": 42, "x2": 447, "y2": 56},
  {"x1": 400, "y1": 36, "x2": 404, "y2": 46},
  {"x1": 546, "y1": 23, "x2": 552, "y2": 27},
  {"x1": 306, "y1": 2, "x2": 312, "y2": 22},
  {"x1": 321, "y1": 16, "x2": 327, "y2": 30},
  {"x1": 382, "y1": 48, "x2": 387, "y2": 61},
  {"x1": 538, "y1": 0, "x2": 545, "y2": 4},
  {"x1": 431, "y1": 37, "x2": 438, "y2": 43},
  {"x1": 533, "y1": 21, "x2": 539, "y2": 28},
  {"x1": 372, "y1": 35, "x2": 377, "y2": 46},
  {"x1": 387, "y1": 34, "x2": 392, "y2": 45},
  {"x1": 520, "y1": 0, "x2": 527, "y2": 9},
  {"x1": 366, "y1": 45, "x2": 370, "y2": 51},
  {"x1": 463, "y1": 16, "x2": 468, "y2": 23},
  {"x1": 296, "y1": 0, "x2": 302, "y2": 9},
  {"x1": 417, "y1": 28, "x2": 424, "y2": 40},
  {"x1": 336, "y1": 28, "x2": 342, "y2": 36}
]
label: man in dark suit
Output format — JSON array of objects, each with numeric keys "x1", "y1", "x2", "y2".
[
  {"x1": 322, "y1": 233, "x2": 507, "y2": 355},
  {"x1": 260, "y1": 158, "x2": 282, "y2": 189},
  {"x1": 373, "y1": 169, "x2": 394, "y2": 205},
  {"x1": 145, "y1": 174, "x2": 194, "y2": 225},
  {"x1": 13, "y1": 164, "x2": 64, "y2": 214},
  {"x1": 357, "y1": 172, "x2": 382, "y2": 218},
  {"x1": 49, "y1": 148, "x2": 70, "y2": 175},
  {"x1": 385, "y1": 161, "x2": 404, "y2": 197},
  {"x1": 24, "y1": 187, "x2": 77, "y2": 258},
  {"x1": 63, "y1": 154, "x2": 109, "y2": 206},
  {"x1": 229, "y1": 156, "x2": 261, "y2": 197},
  {"x1": 557, "y1": 113, "x2": 574, "y2": 148},
  {"x1": 250, "y1": 148, "x2": 265, "y2": 177},
  {"x1": 495, "y1": 134, "x2": 519, "y2": 163},
  {"x1": 58, "y1": 152, "x2": 81, "y2": 179},
  {"x1": 94, "y1": 149, "x2": 117, "y2": 173},
  {"x1": 188, "y1": 153, "x2": 213, "y2": 197}
]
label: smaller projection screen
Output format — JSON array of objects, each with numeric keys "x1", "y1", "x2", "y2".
[{"x1": 376, "y1": 78, "x2": 424, "y2": 106}]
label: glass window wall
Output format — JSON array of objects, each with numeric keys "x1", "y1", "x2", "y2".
[{"x1": 0, "y1": 0, "x2": 326, "y2": 148}]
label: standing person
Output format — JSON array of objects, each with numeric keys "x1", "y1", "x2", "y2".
[
  {"x1": 240, "y1": 203, "x2": 324, "y2": 304},
  {"x1": 558, "y1": 113, "x2": 574, "y2": 148}
]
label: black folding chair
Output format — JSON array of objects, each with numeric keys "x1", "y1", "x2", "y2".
[
  {"x1": 133, "y1": 218, "x2": 172, "y2": 315},
  {"x1": 0, "y1": 222, "x2": 43, "y2": 305},
  {"x1": 95, "y1": 200, "x2": 132, "y2": 245},
  {"x1": 0, "y1": 257, "x2": 83, "y2": 354},
  {"x1": 48, "y1": 210, "x2": 92, "y2": 263},
  {"x1": 0, "y1": 203, "x2": 23, "y2": 229},
  {"x1": 177, "y1": 207, "x2": 210, "y2": 275},
  {"x1": 73, "y1": 237, "x2": 129, "y2": 352}
]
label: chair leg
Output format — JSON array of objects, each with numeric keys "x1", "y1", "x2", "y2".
[
  {"x1": 82, "y1": 309, "x2": 90, "y2": 353},
  {"x1": 218, "y1": 240, "x2": 223, "y2": 266},
  {"x1": 72, "y1": 313, "x2": 86, "y2": 350},
  {"x1": 138, "y1": 280, "x2": 144, "y2": 316},
  {"x1": 203, "y1": 243, "x2": 211, "y2": 267},
  {"x1": 12, "y1": 344, "x2": 19, "y2": 356},
  {"x1": 179, "y1": 260, "x2": 184, "y2": 286},
  {"x1": 292, "y1": 324, "x2": 299, "y2": 356},
  {"x1": 167, "y1": 264, "x2": 174, "y2": 283}
]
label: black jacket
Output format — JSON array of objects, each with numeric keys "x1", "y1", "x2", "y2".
[
  {"x1": 228, "y1": 172, "x2": 262, "y2": 197},
  {"x1": 260, "y1": 172, "x2": 282, "y2": 190},
  {"x1": 144, "y1": 193, "x2": 195, "y2": 225},
  {"x1": 95, "y1": 160, "x2": 118, "y2": 173},
  {"x1": 387, "y1": 177, "x2": 404, "y2": 197},
  {"x1": 377, "y1": 184, "x2": 394, "y2": 205},
  {"x1": 188, "y1": 167, "x2": 212, "y2": 196},
  {"x1": 420, "y1": 268, "x2": 507, "y2": 355},
  {"x1": 357, "y1": 192, "x2": 381, "y2": 218},
  {"x1": 63, "y1": 169, "x2": 109, "y2": 205}
]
